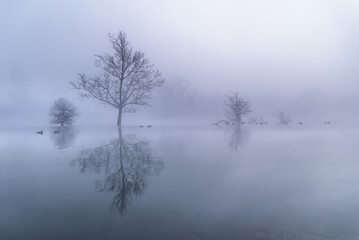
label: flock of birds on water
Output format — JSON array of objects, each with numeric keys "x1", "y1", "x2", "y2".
[
  {"x1": 35, "y1": 122, "x2": 332, "y2": 135},
  {"x1": 36, "y1": 126, "x2": 154, "y2": 135},
  {"x1": 212, "y1": 120, "x2": 332, "y2": 127},
  {"x1": 36, "y1": 130, "x2": 60, "y2": 135},
  {"x1": 213, "y1": 119, "x2": 332, "y2": 126}
]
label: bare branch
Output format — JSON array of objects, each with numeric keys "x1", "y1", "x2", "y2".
[
  {"x1": 224, "y1": 92, "x2": 252, "y2": 123},
  {"x1": 49, "y1": 98, "x2": 78, "y2": 126},
  {"x1": 70, "y1": 31, "x2": 165, "y2": 125}
]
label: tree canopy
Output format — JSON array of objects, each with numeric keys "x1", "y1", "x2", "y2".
[
  {"x1": 49, "y1": 98, "x2": 78, "y2": 126},
  {"x1": 224, "y1": 92, "x2": 252, "y2": 123},
  {"x1": 71, "y1": 31, "x2": 164, "y2": 125}
]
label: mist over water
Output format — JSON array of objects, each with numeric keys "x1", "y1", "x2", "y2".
[
  {"x1": 1, "y1": 1, "x2": 359, "y2": 239},
  {"x1": 1, "y1": 125, "x2": 359, "y2": 239}
]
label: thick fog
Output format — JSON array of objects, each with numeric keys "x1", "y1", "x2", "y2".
[{"x1": 1, "y1": 0, "x2": 359, "y2": 126}]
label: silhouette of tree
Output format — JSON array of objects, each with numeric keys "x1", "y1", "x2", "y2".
[
  {"x1": 225, "y1": 92, "x2": 252, "y2": 123},
  {"x1": 49, "y1": 98, "x2": 78, "y2": 126},
  {"x1": 71, "y1": 31, "x2": 165, "y2": 126}
]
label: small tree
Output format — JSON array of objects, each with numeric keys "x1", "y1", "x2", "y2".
[
  {"x1": 49, "y1": 98, "x2": 78, "y2": 126},
  {"x1": 224, "y1": 92, "x2": 252, "y2": 123},
  {"x1": 71, "y1": 31, "x2": 165, "y2": 126}
]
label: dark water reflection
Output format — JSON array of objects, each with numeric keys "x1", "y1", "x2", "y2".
[
  {"x1": 51, "y1": 126, "x2": 76, "y2": 150},
  {"x1": 225, "y1": 124, "x2": 249, "y2": 151},
  {"x1": 71, "y1": 127, "x2": 164, "y2": 213},
  {"x1": 1, "y1": 125, "x2": 359, "y2": 239}
]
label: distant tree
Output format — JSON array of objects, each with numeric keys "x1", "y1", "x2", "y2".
[
  {"x1": 224, "y1": 92, "x2": 252, "y2": 123},
  {"x1": 49, "y1": 98, "x2": 78, "y2": 126},
  {"x1": 157, "y1": 76, "x2": 199, "y2": 117},
  {"x1": 276, "y1": 111, "x2": 292, "y2": 124},
  {"x1": 71, "y1": 31, "x2": 165, "y2": 126}
]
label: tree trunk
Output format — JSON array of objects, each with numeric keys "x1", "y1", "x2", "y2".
[{"x1": 117, "y1": 109, "x2": 122, "y2": 126}]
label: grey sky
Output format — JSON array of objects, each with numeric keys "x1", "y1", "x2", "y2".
[{"x1": 1, "y1": 0, "x2": 359, "y2": 126}]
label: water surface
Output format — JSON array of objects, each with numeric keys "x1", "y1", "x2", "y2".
[{"x1": 1, "y1": 125, "x2": 359, "y2": 240}]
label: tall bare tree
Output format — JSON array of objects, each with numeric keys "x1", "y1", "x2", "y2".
[
  {"x1": 49, "y1": 98, "x2": 78, "y2": 126},
  {"x1": 224, "y1": 92, "x2": 252, "y2": 123},
  {"x1": 71, "y1": 31, "x2": 165, "y2": 126}
]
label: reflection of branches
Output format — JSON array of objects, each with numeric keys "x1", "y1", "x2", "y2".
[
  {"x1": 51, "y1": 126, "x2": 76, "y2": 150},
  {"x1": 72, "y1": 128, "x2": 164, "y2": 214},
  {"x1": 226, "y1": 125, "x2": 248, "y2": 151}
]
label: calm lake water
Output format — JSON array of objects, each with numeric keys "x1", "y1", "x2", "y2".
[{"x1": 1, "y1": 124, "x2": 359, "y2": 240}]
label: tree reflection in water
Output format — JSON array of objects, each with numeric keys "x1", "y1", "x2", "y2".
[
  {"x1": 51, "y1": 126, "x2": 76, "y2": 150},
  {"x1": 226, "y1": 124, "x2": 249, "y2": 151},
  {"x1": 72, "y1": 127, "x2": 164, "y2": 214}
]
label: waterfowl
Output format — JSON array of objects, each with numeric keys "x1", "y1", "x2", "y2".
[{"x1": 36, "y1": 130, "x2": 43, "y2": 135}]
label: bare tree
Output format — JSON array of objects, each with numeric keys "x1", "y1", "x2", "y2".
[
  {"x1": 49, "y1": 98, "x2": 78, "y2": 126},
  {"x1": 71, "y1": 31, "x2": 165, "y2": 126},
  {"x1": 224, "y1": 92, "x2": 252, "y2": 123}
]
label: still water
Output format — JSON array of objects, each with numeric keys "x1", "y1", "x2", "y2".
[{"x1": 1, "y1": 124, "x2": 359, "y2": 240}]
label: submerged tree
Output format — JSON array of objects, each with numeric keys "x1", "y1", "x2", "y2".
[
  {"x1": 71, "y1": 31, "x2": 165, "y2": 126},
  {"x1": 224, "y1": 92, "x2": 252, "y2": 123},
  {"x1": 49, "y1": 98, "x2": 78, "y2": 126}
]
